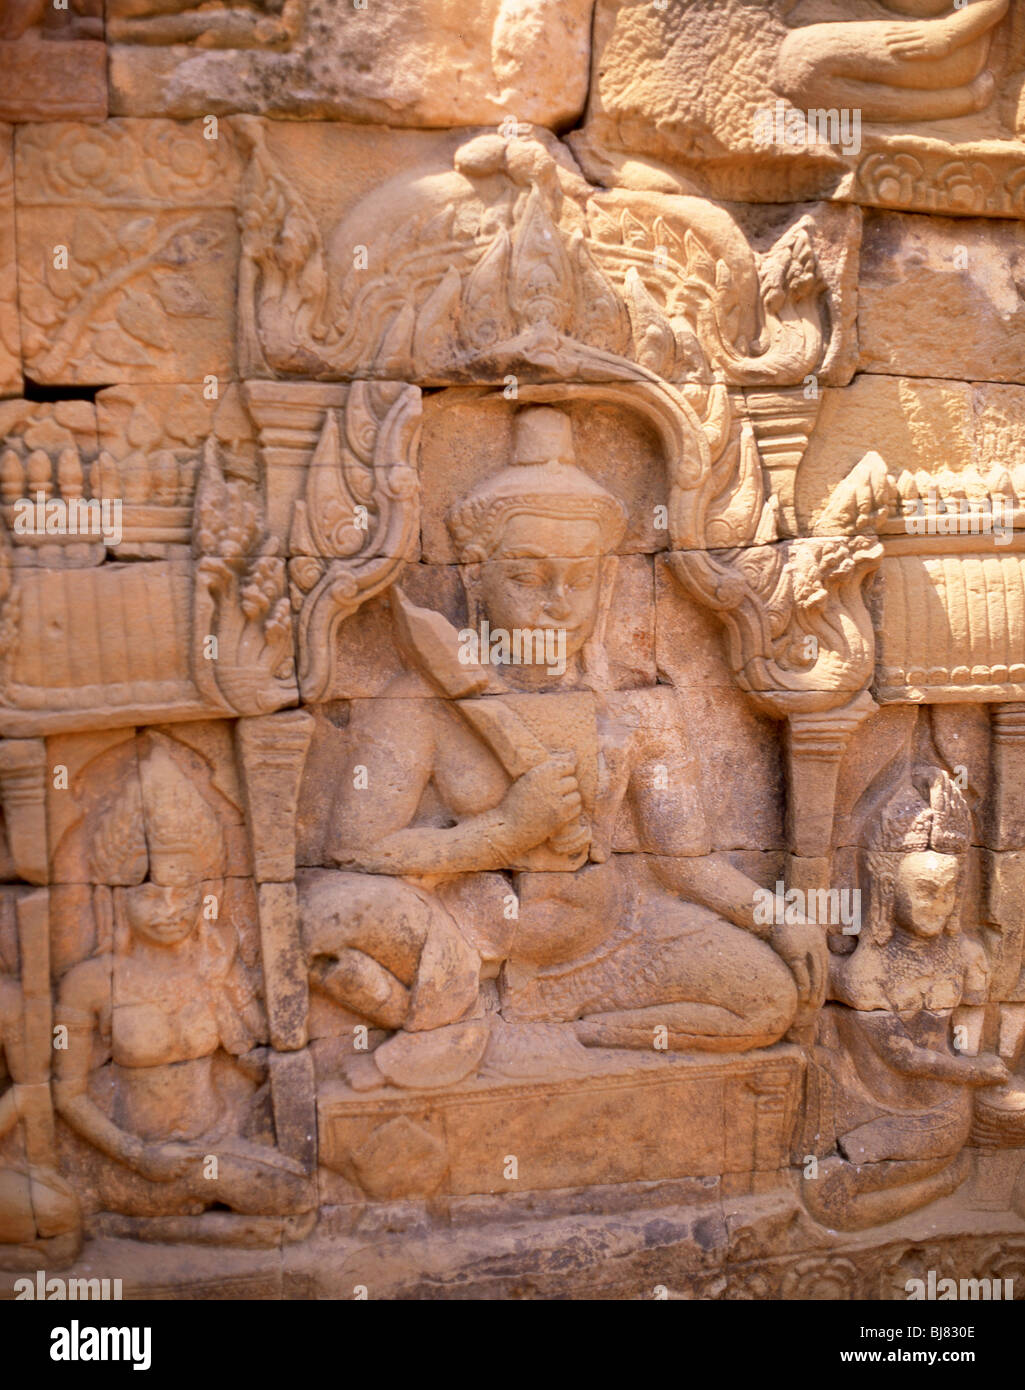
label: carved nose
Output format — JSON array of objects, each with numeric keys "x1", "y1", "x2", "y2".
[{"x1": 544, "y1": 587, "x2": 571, "y2": 618}]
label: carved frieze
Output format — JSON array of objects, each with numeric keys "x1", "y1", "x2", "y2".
[
  {"x1": 573, "y1": 0, "x2": 1025, "y2": 217},
  {"x1": 2, "y1": 13, "x2": 1025, "y2": 1301},
  {"x1": 108, "y1": 0, "x2": 594, "y2": 128}
]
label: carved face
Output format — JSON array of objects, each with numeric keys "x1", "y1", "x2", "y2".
[
  {"x1": 476, "y1": 515, "x2": 604, "y2": 662},
  {"x1": 123, "y1": 882, "x2": 204, "y2": 948},
  {"x1": 894, "y1": 850, "x2": 960, "y2": 938}
]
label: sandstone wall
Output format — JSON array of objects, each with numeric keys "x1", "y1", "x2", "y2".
[{"x1": 1, "y1": 0, "x2": 1025, "y2": 1301}]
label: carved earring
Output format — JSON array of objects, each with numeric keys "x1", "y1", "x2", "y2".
[
  {"x1": 461, "y1": 563, "x2": 484, "y2": 631},
  {"x1": 580, "y1": 555, "x2": 618, "y2": 692}
]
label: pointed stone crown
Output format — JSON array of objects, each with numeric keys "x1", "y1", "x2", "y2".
[
  {"x1": 446, "y1": 406, "x2": 628, "y2": 563},
  {"x1": 138, "y1": 738, "x2": 226, "y2": 887},
  {"x1": 869, "y1": 766, "x2": 971, "y2": 856}
]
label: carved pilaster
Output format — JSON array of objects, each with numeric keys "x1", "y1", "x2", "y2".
[
  {"x1": 0, "y1": 739, "x2": 48, "y2": 885},
  {"x1": 235, "y1": 710, "x2": 314, "y2": 884},
  {"x1": 786, "y1": 691, "x2": 877, "y2": 871},
  {"x1": 15, "y1": 888, "x2": 57, "y2": 1169},
  {"x1": 989, "y1": 703, "x2": 1025, "y2": 851}
]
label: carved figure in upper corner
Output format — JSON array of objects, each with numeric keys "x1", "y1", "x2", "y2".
[
  {"x1": 774, "y1": 0, "x2": 1009, "y2": 123},
  {"x1": 301, "y1": 406, "x2": 825, "y2": 1091},
  {"x1": 105, "y1": 0, "x2": 299, "y2": 47},
  {"x1": 803, "y1": 766, "x2": 1008, "y2": 1232},
  {"x1": 55, "y1": 737, "x2": 307, "y2": 1220},
  {"x1": 0, "y1": 967, "x2": 80, "y2": 1259}
]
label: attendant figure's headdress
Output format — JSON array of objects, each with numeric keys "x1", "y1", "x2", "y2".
[
  {"x1": 87, "y1": 735, "x2": 226, "y2": 887},
  {"x1": 138, "y1": 737, "x2": 226, "y2": 887},
  {"x1": 860, "y1": 764, "x2": 970, "y2": 946},
  {"x1": 868, "y1": 765, "x2": 971, "y2": 856}
]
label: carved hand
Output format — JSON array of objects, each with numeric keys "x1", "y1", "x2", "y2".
[
  {"x1": 546, "y1": 817, "x2": 591, "y2": 859},
  {"x1": 966, "y1": 1054, "x2": 1010, "y2": 1088},
  {"x1": 884, "y1": 23, "x2": 940, "y2": 62},
  {"x1": 770, "y1": 919, "x2": 827, "y2": 1014},
  {"x1": 500, "y1": 753, "x2": 583, "y2": 850},
  {"x1": 136, "y1": 1142, "x2": 197, "y2": 1183},
  {"x1": 815, "y1": 450, "x2": 897, "y2": 535}
]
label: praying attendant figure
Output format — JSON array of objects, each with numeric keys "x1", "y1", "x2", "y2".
[
  {"x1": 55, "y1": 738, "x2": 308, "y2": 1221},
  {"x1": 803, "y1": 765, "x2": 1008, "y2": 1231}
]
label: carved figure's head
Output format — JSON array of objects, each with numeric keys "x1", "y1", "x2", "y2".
[
  {"x1": 446, "y1": 407, "x2": 627, "y2": 670},
  {"x1": 89, "y1": 736, "x2": 227, "y2": 950},
  {"x1": 125, "y1": 740, "x2": 226, "y2": 947},
  {"x1": 892, "y1": 850, "x2": 961, "y2": 940},
  {"x1": 863, "y1": 766, "x2": 971, "y2": 944},
  {"x1": 123, "y1": 880, "x2": 205, "y2": 949}
]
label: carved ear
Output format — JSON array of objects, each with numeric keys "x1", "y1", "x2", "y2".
[
  {"x1": 580, "y1": 555, "x2": 618, "y2": 693},
  {"x1": 862, "y1": 850, "x2": 897, "y2": 948},
  {"x1": 460, "y1": 563, "x2": 484, "y2": 627}
]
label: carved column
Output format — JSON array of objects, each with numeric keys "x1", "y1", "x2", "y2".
[
  {"x1": 15, "y1": 889, "x2": 57, "y2": 1171},
  {"x1": 785, "y1": 691, "x2": 877, "y2": 893},
  {"x1": 235, "y1": 711, "x2": 315, "y2": 1052},
  {"x1": 243, "y1": 382, "x2": 349, "y2": 547},
  {"x1": 742, "y1": 388, "x2": 822, "y2": 540},
  {"x1": 235, "y1": 710, "x2": 318, "y2": 1190},
  {"x1": 0, "y1": 739, "x2": 49, "y2": 885},
  {"x1": 985, "y1": 705, "x2": 1025, "y2": 1059}
]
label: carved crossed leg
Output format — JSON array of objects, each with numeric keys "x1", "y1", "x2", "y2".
[
  {"x1": 301, "y1": 871, "x2": 486, "y2": 1089},
  {"x1": 551, "y1": 902, "x2": 799, "y2": 1054}
]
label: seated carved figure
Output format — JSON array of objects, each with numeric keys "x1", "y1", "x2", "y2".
[
  {"x1": 55, "y1": 739, "x2": 307, "y2": 1221},
  {"x1": 774, "y1": 0, "x2": 1009, "y2": 123},
  {"x1": 804, "y1": 766, "x2": 1008, "y2": 1232},
  {"x1": 0, "y1": 968, "x2": 79, "y2": 1255},
  {"x1": 302, "y1": 406, "x2": 824, "y2": 1090}
]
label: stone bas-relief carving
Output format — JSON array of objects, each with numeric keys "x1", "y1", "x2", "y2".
[
  {"x1": 302, "y1": 410, "x2": 815, "y2": 1086},
  {"x1": 810, "y1": 757, "x2": 1009, "y2": 1230},
  {"x1": 0, "y1": 127, "x2": 20, "y2": 398},
  {"x1": 774, "y1": 0, "x2": 1010, "y2": 124},
  {"x1": 234, "y1": 119, "x2": 856, "y2": 388},
  {"x1": 108, "y1": 0, "x2": 595, "y2": 127},
  {"x1": 572, "y1": 0, "x2": 1025, "y2": 215},
  {"x1": 2, "y1": 5, "x2": 1025, "y2": 1302},
  {"x1": 52, "y1": 732, "x2": 313, "y2": 1236}
]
